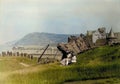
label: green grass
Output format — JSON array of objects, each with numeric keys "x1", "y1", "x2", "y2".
[
  {"x1": 0, "y1": 56, "x2": 37, "y2": 72},
  {"x1": 1, "y1": 45, "x2": 120, "y2": 84},
  {"x1": 65, "y1": 78, "x2": 120, "y2": 84},
  {"x1": 77, "y1": 45, "x2": 120, "y2": 65}
]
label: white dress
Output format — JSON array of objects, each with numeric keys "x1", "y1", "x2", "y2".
[{"x1": 71, "y1": 56, "x2": 77, "y2": 63}]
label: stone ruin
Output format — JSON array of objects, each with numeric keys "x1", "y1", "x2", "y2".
[
  {"x1": 57, "y1": 35, "x2": 91, "y2": 55},
  {"x1": 57, "y1": 28, "x2": 120, "y2": 65},
  {"x1": 57, "y1": 34, "x2": 93, "y2": 65}
]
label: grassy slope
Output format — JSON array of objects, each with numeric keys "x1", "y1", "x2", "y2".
[
  {"x1": 0, "y1": 45, "x2": 120, "y2": 84},
  {"x1": 0, "y1": 57, "x2": 37, "y2": 72}
]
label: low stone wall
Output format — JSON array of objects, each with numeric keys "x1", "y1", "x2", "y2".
[{"x1": 0, "y1": 48, "x2": 62, "y2": 60}]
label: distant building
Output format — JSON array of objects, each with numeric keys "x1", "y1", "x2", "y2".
[
  {"x1": 106, "y1": 28, "x2": 116, "y2": 45},
  {"x1": 107, "y1": 28, "x2": 120, "y2": 45},
  {"x1": 12, "y1": 46, "x2": 58, "y2": 54},
  {"x1": 92, "y1": 27, "x2": 106, "y2": 44},
  {"x1": 87, "y1": 27, "x2": 120, "y2": 46},
  {"x1": 114, "y1": 32, "x2": 120, "y2": 42},
  {"x1": 87, "y1": 31, "x2": 94, "y2": 36},
  {"x1": 12, "y1": 45, "x2": 62, "y2": 59}
]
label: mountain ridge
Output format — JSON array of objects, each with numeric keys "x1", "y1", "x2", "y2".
[
  {"x1": 0, "y1": 32, "x2": 79, "y2": 52},
  {"x1": 14, "y1": 32, "x2": 78, "y2": 46}
]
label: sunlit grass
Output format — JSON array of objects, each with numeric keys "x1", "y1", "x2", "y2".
[
  {"x1": 0, "y1": 45, "x2": 120, "y2": 84},
  {"x1": 0, "y1": 56, "x2": 38, "y2": 72}
]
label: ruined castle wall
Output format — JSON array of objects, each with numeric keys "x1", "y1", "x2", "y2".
[
  {"x1": 115, "y1": 32, "x2": 120, "y2": 42},
  {"x1": 92, "y1": 28, "x2": 106, "y2": 45},
  {"x1": 57, "y1": 35, "x2": 91, "y2": 56}
]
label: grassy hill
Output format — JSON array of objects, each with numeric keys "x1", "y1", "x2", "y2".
[
  {"x1": 0, "y1": 45, "x2": 120, "y2": 84},
  {"x1": 14, "y1": 32, "x2": 71, "y2": 46}
]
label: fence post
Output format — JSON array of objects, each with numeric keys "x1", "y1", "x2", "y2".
[{"x1": 38, "y1": 44, "x2": 49, "y2": 63}]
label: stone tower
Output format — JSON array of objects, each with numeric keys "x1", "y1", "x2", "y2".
[
  {"x1": 107, "y1": 28, "x2": 116, "y2": 45},
  {"x1": 108, "y1": 28, "x2": 115, "y2": 38}
]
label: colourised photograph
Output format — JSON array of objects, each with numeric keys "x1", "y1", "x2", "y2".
[{"x1": 0, "y1": 0, "x2": 120, "y2": 84}]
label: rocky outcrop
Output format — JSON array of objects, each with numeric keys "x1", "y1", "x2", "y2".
[{"x1": 57, "y1": 35, "x2": 92, "y2": 59}]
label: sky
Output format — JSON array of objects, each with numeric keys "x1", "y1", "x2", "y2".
[{"x1": 0, "y1": 0, "x2": 120, "y2": 44}]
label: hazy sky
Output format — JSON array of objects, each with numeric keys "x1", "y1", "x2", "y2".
[{"x1": 0, "y1": 0, "x2": 120, "y2": 44}]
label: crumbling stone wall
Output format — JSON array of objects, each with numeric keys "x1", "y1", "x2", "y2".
[{"x1": 57, "y1": 35, "x2": 92, "y2": 59}]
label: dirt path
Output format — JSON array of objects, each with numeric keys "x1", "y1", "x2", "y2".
[
  {"x1": 19, "y1": 62, "x2": 30, "y2": 67},
  {"x1": 0, "y1": 62, "x2": 30, "y2": 83}
]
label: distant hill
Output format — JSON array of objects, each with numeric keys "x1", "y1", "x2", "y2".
[
  {"x1": 14, "y1": 32, "x2": 76, "y2": 46},
  {"x1": 0, "y1": 32, "x2": 79, "y2": 52}
]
